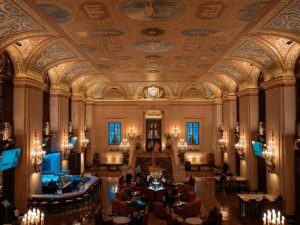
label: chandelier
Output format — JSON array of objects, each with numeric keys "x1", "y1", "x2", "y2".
[
  {"x1": 120, "y1": 138, "x2": 130, "y2": 152},
  {"x1": 62, "y1": 130, "x2": 73, "y2": 159},
  {"x1": 22, "y1": 208, "x2": 44, "y2": 225},
  {"x1": 177, "y1": 138, "x2": 187, "y2": 151},
  {"x1": 263, "y1": 209, "x2": 284, "y2": 225},
  {"x1": 235, "y1": 130, "x2": 245, "y2": 159},
  {"x1": 32, "y1": 131, "x2": 45, "y2": 173},
  {"x1": 218, "y1": 134, "x2": 226, "y2": 151},
  {"x1": 262, "y1": 131, "x2": 275, "y2": 169},
  {"x1": 82, "y1": 130, "x2": 90, "y2": 149}
]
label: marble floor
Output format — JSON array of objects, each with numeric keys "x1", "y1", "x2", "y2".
[{"x1": 45, "y1": 176, "x2": 292, "y2": 225}]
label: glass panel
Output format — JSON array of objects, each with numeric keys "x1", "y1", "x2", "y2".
[
  {"x1": 109, "y1": 122, "x2": 121, "y2": 145},
  {"x1": 186, "y1": 122, "x2": 199, "y2": 145}
]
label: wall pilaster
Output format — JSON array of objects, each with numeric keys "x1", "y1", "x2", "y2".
[
  {"x1": 13, "y1": 77, "x2": 44, "y2": 212},
  {"x1": 264, "y1": 76, "x2": 296, "y2": 215},
  {"x1": 222, "y1": 94, "x2": 237, "y2": 174},
  {"x1": 238, "y1": 88, "x2": 259, "y2": 190}
]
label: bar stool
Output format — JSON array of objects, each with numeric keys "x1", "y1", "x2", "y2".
[{"x1": 40, "y1": 200, "x2": 50, "y2": 213}]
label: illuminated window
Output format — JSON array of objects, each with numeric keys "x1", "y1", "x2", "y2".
[
  {"x1": 186, "y1": 122, "x2": 199, "y2": 145},
  {"x1": 109, "y1": 122, "x2": 121, "y2": 145}
]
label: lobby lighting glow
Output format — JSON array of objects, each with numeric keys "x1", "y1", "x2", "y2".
[
  {"x1": 62, "y1": 129, "x2": 73, "y2": 159},
  {"x1": 128, "y1": 125, "x2": 136, "y2": 139},
  {"x1": 82, "y1": 130, "x2": 90, "y2": 149},
  {"x1": 22, "y1": 208, "x2": 44, "y2": 225},
  {"x1": 177, "y1": 138, "x2": 187, "y2": 151},
  {"x1": 172, "y1": 125, "x2": 180, "y2": 138},
  {"x1": 262, "y1": 131, "x2": 275, "y2": 169},
  {"x1": 32, "y1": 131, "x2": 45, "y2": 173},
  {"x1": 120, "y1": 138, "x2": 130, "y2": 152},
  {"x1": 263, "y1": 210, "x2": 284, "y2": 225}
]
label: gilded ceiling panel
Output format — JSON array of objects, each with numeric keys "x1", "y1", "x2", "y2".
[
  {"x1": 268, "y1": 0, "x2": 300, "y2": 32},
  {"x1": 32, "y1": 0, "x2": 271, "y2": 85},
  {"x1": 0, "y1": 0, "x2": 39, "y2": 40},
  {"x1": 35, "y1": 42, "x2": 76, "y2": 68},
  {"x1": 231, "y1": 41, "x2": 274, "y2": 67}
]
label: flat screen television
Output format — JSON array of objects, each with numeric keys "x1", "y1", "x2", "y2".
[
  {"x1": 0, "y1": 148, "x2": 21, "y2": 171},
  {"x1": 251, "y1": 141, "x2": 263, "y2": 157}
]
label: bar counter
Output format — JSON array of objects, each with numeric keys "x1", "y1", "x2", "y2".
[{"x1": 31, "y1": 176, "x2": 98, "y2": 199}]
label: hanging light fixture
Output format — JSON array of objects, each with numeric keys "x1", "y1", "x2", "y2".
[
  {"x1": 62, "y1": 129, "x2": 73, "y2": 159},
  {"x1": 235, "y1": 129, "x2": 245, "y2": 159},
  {"x1": 262, "y1": 130, "x2": 275, "y2": 171},
  {"x1": 32, "y1": 131, "x2": 45, "y2": 173},
  {"x1": 82, "y1": 129, "x2": 90, "y2": 150}
]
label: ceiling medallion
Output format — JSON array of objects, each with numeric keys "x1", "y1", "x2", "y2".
[
  {"x1": 142, "y1": 27, "x2": 164, "y2": 36},
  {"x1": 145, "y1": 55, "x2": 161, "y2": 60},
  {"x1": 141, "y1": 85, "x2": 166, "y2": 100}
]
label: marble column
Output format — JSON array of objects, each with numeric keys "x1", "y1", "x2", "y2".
[
  {"x1": 50, "y1": 88, "x2": 70, "y2": 170},
  {"x1": 212, "y1": 98, "x2": 223, "y2": 167},
  {"x1": 264, "y1": 76, "x2": 295, "y2": 215},
  {"x1": 85, "y1": 99, "x2": 94, "y2": 166},
  {"x1": 13, "y1": 77, "x2": 45, "y2": 212},
  {"x1": 222, "y1": 94, "x2": 237, "y2": 174},
  {"x1": 238, "y1": 88, "x2": 259, "y2": 190},
  {"x1": 71, "y1": 94, "x2": 85, "y2": 174}
]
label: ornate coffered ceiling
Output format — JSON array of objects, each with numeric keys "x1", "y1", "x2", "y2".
[{"x1": 1, "y1": 0, "x2": 300, "y2": 100}]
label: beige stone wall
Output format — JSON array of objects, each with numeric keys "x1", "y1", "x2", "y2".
[{"x1": 87, "y1": 101, "x2": 215, "y2": 165}]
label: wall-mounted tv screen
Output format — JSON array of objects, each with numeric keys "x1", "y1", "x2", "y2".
[
  {"x1": 251, "y1": 141, "x2": 263, "y2": 157},
  {"x1": 42, "y1": 152, "x2": 61, "y2": 174},
  {"x1": 0, "y1": 148, "x2": 21, "y2": 171}
]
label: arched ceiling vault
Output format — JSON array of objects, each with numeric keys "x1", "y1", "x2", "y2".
[{"x1": 2, "y1": 0, "x2": 300, "y2": 100}]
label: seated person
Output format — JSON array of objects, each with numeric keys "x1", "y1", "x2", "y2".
[{"x1": 188, "y1": 175, "x2": 195, "y2": 186}]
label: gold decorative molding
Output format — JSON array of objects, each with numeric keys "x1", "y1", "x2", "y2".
[
  {"x1": 263, "y1": 75, "x2": 296, "y2": 90},
  {"x1": 50, "y1": 88, "x2": 71, "y2": 98},
  {"x1": 238, "y1": 88, "x2": 259, "y2": 97},
  {"x1": 14, "y1": 76, "x2": 46, "y2": 91}
]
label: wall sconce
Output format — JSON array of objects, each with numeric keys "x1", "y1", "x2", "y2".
[
  {"x1": 262, "y1": 131, "x2": 275, "y2": 171},
  {"x1": 82, "y1": 130, "x2": 90, "y2": 150},
  {"x1": 128, "y1": 125, "x2": 136, "y2": 139},
  {"x1": 32, "y1": 131, "x2": 45, "y2": 173},
  {"x1": 235, "y1": 129, "x2": 245, "y2": 159},
  {"x1": 172, "y1": 125, "x2": 180, "y2": 138},
  {"x1": 218, "y1": 129, "x2": 226, "y2": 152},
  {"x1": 62, "y1": 129, "x2": 73, "y2": 159},
  {"x1": 120, "y1": 138, "x2": 130, "y2": 152},
  {"x1": 177, "y1": 138, "x2": 187, "y2": 152}
]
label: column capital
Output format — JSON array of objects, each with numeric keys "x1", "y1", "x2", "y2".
[
  {"x1": 212, "y1": 98, "x2": 222, "y2": 105},
  {"x1": 222, "y1": 94, "x2": 237, "y2": 102},
  {"x1": 71, "y1": 93, "x2": 85, "y2": 102},
  {"x1": 263, "y1": 76, "x2": 296, "y2": 90},
  {"x1": 238, "y1": 88, "x2": 258, "y2": 97},
  {"x1": 14, "y1": 77, "x2": 46, "y2": 91},
  {"x1": 50, "y1": 87, "x2": 71, "y2": 98}
]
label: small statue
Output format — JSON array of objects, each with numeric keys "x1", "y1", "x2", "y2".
[{"x1": 2, "y1": 122, "x2": 12, "y2": 140}]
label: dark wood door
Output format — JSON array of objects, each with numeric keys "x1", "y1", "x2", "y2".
[{"x1": 146, "y1": 119, "x2": 161, "y2": 151}]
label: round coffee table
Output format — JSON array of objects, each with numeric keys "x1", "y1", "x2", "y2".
[
  {"x1": 113, "y1": 216, "x2": 131, "y2": 225},
  {"x1": 185, "y1": 217, "x2": 203, "y2": 225}
]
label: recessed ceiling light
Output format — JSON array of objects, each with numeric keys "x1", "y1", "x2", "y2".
[{"x1": 286, "y1": 40, "x2": 294, "y2": 45}]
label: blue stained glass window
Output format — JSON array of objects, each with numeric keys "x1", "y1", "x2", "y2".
[
  {"x1": 109, "y1": 122, "x2": 121, "y2": 145},
  {"x1": 186, "y1": 122, "x2": 199, "y2": 145}
]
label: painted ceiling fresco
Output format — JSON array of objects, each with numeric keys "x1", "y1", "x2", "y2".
[
  {"x1": 2, "y1": 0, "x2": 300, "y2": 100},
  {"x1": 31, "y1": 0, "x2": 271, "y2": 83}
]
